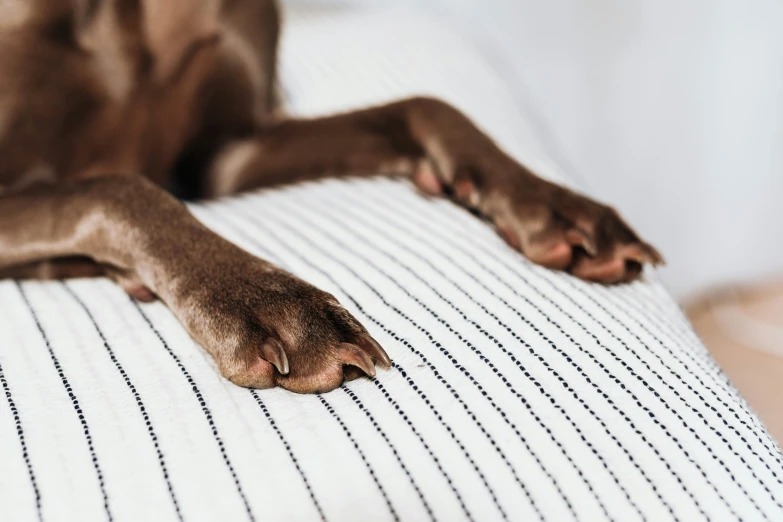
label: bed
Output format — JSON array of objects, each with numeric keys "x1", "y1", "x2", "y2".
[{"x1": 1, "y1": 5, "x2": 781, "y2": 521}]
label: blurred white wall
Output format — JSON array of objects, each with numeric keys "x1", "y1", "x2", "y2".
[{"x1": 285, "y1": 0, "x2": 783, "y2": 299}]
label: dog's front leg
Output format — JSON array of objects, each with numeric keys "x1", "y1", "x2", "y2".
[
  {"x1": 209, "y1": 97, "x2": 662, "y2": 284},
  {"x1": 0, "y1": 175, "x2": 390, "y2": 392}
]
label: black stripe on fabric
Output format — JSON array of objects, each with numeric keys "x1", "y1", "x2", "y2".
[
  {"x1": 0, "y1": 361, "x2": 43, "y2": 522},
  {"x1": 130, "y1": 300, "x2": 256, "y2": 522},
  {"x1": 523, "y1": 280, "x2": 764, "y2": 519},
  {"x1": 344, "y1": 185, "x2": 714, "y2": 515},
  {"x1": 264, "y1": 195, "x2": 608, "y2": 521},
  {"x1": 548, "y1": 269, "x2": 782, "y2": 512},
  {"x1": 317, "y1": 395, "x2": 400, "y2": 522},
  {"x1": 611, "y1": 287, "x2": 783, "y2": 470},
  {"x1": 203, "y1": 207, "x2": 479, "y2": 522},
  {"x1": 383, "y1": 188, "x2": 749, "y2": 519},
  {"x1": 371, "y1": 377, "x2": 480, "y2": 522},
  {"x1": 636, "y1": 288, "x2": 783, "y2": 460},
  {"x1": 16, "y1": 282, "x2": 115, "y2": 522},
  {"x1": 620, "y1": 287, "x2": 751, "y2": 391},
  {"x1": 62, "y1": 284, "x2": 184, "y2": 522},
  {"x1": 634, "y1": 286, "x2": 775, "y2": 411},
  {"x1": 341, "y1": 387, "x2": 436, "y2": 522},
  {"x1": 321, "y1": 191, "x2": 672, "y2": 520},
  {"x1": 220, "y1": 202, "x2": 551, "y2": 522},
  {"x1": 576, "y1": 281, "x2": 783, "y2": 505},
  {"x1": 350, "y1": 184, "x2": 707, "y2": 516},
  {"x1": 407, "y1": 195, "x2": 767, "y2": 520},
  {"x1": 248, "y1": 390, "x2": 327, "y2": 522}
]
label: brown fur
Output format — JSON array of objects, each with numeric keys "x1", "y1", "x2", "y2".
[{"x1": 0, "y1": 0, "x2": 662, "y2": 393}]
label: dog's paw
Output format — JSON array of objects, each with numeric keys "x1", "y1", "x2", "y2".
[
  {"x1": 414, "y1": 160, "x2": 663, "y2": 284},
  {"x1": 178, "y1": 263, "x2": 390, "y2": 393}
]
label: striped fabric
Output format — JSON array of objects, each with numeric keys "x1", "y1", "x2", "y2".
[{"x1": 1, "y1": 4, "x2": 782, "y2": 522}]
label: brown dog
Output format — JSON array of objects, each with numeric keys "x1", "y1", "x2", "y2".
[{"x1": 0, "y1": 0, "x2": 662, "y2": 393}]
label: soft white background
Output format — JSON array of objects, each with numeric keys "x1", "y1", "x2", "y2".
[{"x1": 285, "y1": 0, "x2": 783, "y2": 299}]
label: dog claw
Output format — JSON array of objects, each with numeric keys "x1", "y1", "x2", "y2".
[
  {"x1": 643, "y1": 244, "x2": 665, "y2": 266},
  {"x1": 260, "y1": 338, "x2": 289, "y2": 375},
  {"x1": 126, "y1": 285, "x2": 157, "y2": 303},
  {"x1": 619, "y1": 243, "x2": 665, "y2": 267},
  {"x1": 566, "y1": 228, "x2": 597, "y2": 257},
  {"x1": 454, "y1": 179, "x2": 480, "y2": 208},
  {"x1": 337, "y1": 343, "x2": 376, "y2": 378},
  {"x1": 358, "y1": 334, "x2": 392, "y2": 367}
]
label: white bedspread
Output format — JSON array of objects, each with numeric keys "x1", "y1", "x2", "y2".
[{"x1": 1, "y1": 5, "x2": 781, "y2": 522}]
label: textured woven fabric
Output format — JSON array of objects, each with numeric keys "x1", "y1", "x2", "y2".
[{"x1": 1, "y1": 5, "x2": 781, "y2": 522}]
